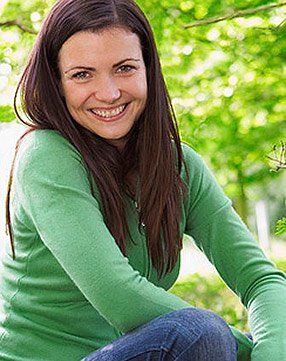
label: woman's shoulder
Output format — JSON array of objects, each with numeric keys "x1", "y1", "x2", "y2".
[
  {"x1": 14, "y1": 129, "x2": 84, "y2": 177},
  {"x1": 180, "y1": 141, "x2": 205, "y2": 171},
  {"x1": 19, "y1": 129, "x2": 77, "y2": 155},
  {"x1": 17, "y1": 129, "x2": 81, "y2": 163}
]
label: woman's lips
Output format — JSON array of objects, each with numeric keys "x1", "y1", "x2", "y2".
[{"x1": 89, "y1": 103, "x2": 129, "y2": 122}]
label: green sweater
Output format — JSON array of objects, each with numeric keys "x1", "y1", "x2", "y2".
[{"x1": 0, "y1": 130, "x2": 285, "y2": 361}]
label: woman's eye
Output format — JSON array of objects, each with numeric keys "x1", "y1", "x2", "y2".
[
  {"x1": 72, "y1": 71, "x2": 90, "y2": 80},
  {"x1": 117, "y1": 65, "x2": 135, "y2": 73}
]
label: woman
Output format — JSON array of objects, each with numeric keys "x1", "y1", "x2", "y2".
[{"x1": 1, "y1": 0, "x2": 285, "y2": 360}]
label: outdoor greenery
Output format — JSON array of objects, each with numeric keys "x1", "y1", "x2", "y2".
[
  {"x1": 171, "y1": 258, "x2": 286, "y2": 330},
  {"x1": 276, "y1": 217, "x2": 286, "y2": 234},
  {"x1": 1, "y1": 0, "x2": 285, "y2": 227},
  {"x1": 267, "y1": 141, "x2": 286, "y2": 234},
  {"x1": 1, "y1": 0, "x2": 285, "y2": 334}
]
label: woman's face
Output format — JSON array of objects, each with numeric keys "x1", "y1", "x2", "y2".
[{"x1": 58, "y1": 27, "x2": 147, "y2": 149}]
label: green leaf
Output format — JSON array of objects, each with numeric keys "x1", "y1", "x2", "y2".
[
  {"x1": 275, "y1": 217, "x2": 286, "y2": 236},
  {"x1": 0, "y1": 105, "x2": 15, "y2": 122}
]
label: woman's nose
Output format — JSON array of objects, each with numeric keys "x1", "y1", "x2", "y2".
[{"x1": 93, "y1": 76, "x2": 121, "y2": 103}]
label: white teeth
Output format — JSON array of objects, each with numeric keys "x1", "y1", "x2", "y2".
[{"x1": 91, "y1": 104, "x2": 126, "y2": 118}]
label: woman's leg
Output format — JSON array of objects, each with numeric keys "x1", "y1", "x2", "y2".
[{"x1": 82, "y1": 308, "x2": 237, "y2": 361}]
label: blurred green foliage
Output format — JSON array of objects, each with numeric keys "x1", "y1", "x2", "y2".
[
  {"x1": 171, "y1": 273, "x2": 249, "y2": 330},
  {"x1": 0, "y1": 105, "x2": 15, "y2": 122},
  {"x1": 171, "y1": 258, "x2": 286, "y2": 330},
  {"x1": 0, "y1": 0, "x2": 285, "y2": 223},
  {"x1": 276, "y1": 217, "x2": 286, "y2": 235}
]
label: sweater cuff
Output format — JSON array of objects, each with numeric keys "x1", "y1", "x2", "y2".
[{"x1": 230, "y1": 326, "x2": 253, "y2": 361}]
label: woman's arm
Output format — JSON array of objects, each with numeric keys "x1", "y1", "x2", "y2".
[
  {"x1": 13, "y1": 130, "x2": 191, "y2": 333},
  {"x1": 183, "y1": 144, "x2": 286, "y2": 360}
]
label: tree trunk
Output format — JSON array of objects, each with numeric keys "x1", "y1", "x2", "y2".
[{"x1": 234, "y1": 167, "x2": 249, "y2": 226}]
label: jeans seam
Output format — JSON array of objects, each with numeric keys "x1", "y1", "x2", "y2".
[
  {"x1": 160, "y1": 319, "x2": 202, "y2": 360},
  {"x1": 173, "y1": 332, "x2": 203, "y2": 361},
  {"x1": 124, "y1": 347, "x2": 176, "y2": 361}
]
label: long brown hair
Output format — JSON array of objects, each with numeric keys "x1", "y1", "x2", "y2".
[{"x1": 6, "y1": 0, "x2": 187, "y2": 278}]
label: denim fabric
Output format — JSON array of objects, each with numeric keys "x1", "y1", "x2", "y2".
[{"x1": 81, "y1": 308, "x2": 237, "y2": 361}]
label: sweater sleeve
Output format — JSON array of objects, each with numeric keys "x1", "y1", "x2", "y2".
[
  {"x1": 183, "y1": 144, "x2": 286, "y2": 361},
  {"x1": 13, "y1": 130, "x2": 191, "y2": 333}
]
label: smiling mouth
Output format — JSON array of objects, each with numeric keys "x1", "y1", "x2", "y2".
[{"x1": 89, "y1": 103, "x2": 128, "y2": 119}]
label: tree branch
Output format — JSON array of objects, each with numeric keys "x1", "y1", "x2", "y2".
[
  {"x1": 183, "y1": 2, "x2": 286, "y2": 29},
  {"x1": 0, "y1": 20, "x2": 37, "y2": 34}
]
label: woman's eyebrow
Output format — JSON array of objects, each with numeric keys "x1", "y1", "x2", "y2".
[
  {"x1": 113, "y1": 58, "x2": 141, "y2": 67},
  {"x1": 64, "y1": 58, "x2": 141, "y2": 73}
]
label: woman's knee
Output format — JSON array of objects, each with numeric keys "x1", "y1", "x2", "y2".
[
  {"x1": 162, "y1": 308, "x2": 237, "y2": 360},
  {"x1": 162, "y1": 308, "x2": 237, "y2": 350},
  {"x1": 82, "y1": 309, "x2": 237, "y2": 361}
]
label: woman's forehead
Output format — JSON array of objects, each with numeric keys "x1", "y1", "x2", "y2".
[{"x1": 58, "y1": 28, "x2": 143, "y2": 69}]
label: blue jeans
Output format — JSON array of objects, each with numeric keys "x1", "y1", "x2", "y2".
[{"x1": 82, "y1": 308, "x2": 237, "y2": 360}]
